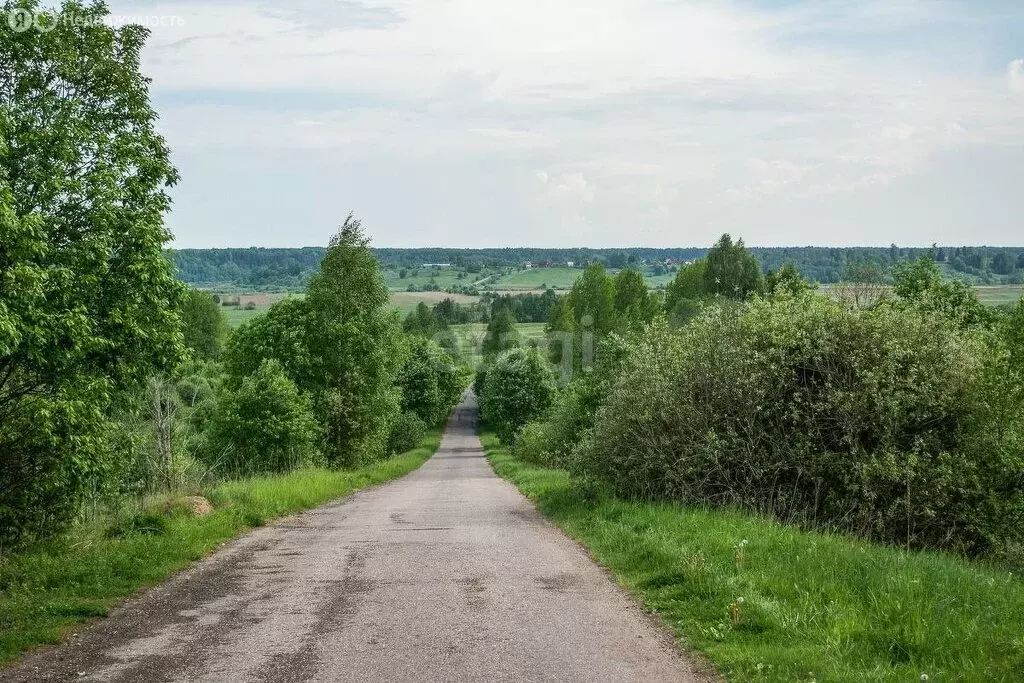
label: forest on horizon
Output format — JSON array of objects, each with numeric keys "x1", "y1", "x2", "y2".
[{"x1": 172, "y1": 244, "x2": 1024, "y2": 291}]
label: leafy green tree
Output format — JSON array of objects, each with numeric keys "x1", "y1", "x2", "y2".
[
  {"x1": 842, "y1": 261, "x2": 885, "y2": 284},
  {"x1": 567, "y1": 264, "x2": 616, "y2": 336},
  {"x1": 479, "y1": 348, "x2": 555, "y2": 444},
  {"x1": 765, "y1": 263, "x2": 813, "y2": 296},
  {"x1": 222, "y1": 297, "x2": 314, "y2": 391},
  {"x1": 483, "y1": 308, "x2": 521, "y2": 358},
  {"x1": 180, "y1": 288, "x2": 229, "y2": 359},
  {"x1": 434, "y1": 297, "x2": 458, "y2": 325},
  {"x1": 0, "y1": 3, "x2": 182, "y2": 546},
  {"x1": 403, "y1": 301, "x2": 445, "y2": 338},
  {"x1": 211, "y1": 359, "x2": 318, "y2": 475},
  {"x1": 892, "y1": 257, "x2": 992, "y2": 329},
  {"x1": 305, "y1": 216, "x2": 404, "y2": 466},
  {"x1": 664, "y1": 259, "x2": 709, "y2": 324},
  {"x1": 545, "y1": 296, "x2": 576, "y2": 368},
  {"x1": 387, "y1": 411, "x2": 426, "y2": 455},
  {"x1": 703, "y1": 234, "x2": 763, "y2": 299},
  {"x1": 992, "y1": 251, "x2": 1015, "y2": 276},
  {"x1": 612, "y1": 268, "x2": 658, "y2": 330},
  {"x1": 397, "y1": 337, "x2": 464, "y2": 426}
]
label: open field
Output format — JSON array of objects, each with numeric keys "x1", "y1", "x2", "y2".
[
  {"x1": 216, "y1": 291, "x2": 482, "y2": 327},
  {"x1": 388, "y1": 290, "x2": 479, "y2": 315},
  {"x1": 974, "y1": 285, "x2": 1024, "y2": 306},
  {"x1": 382, "y1": 267, "x2": 468, "y2": 292},
  {"x1": 216, "y1": 281, "x2": 1022, "y2": 329},
  {"x1": 213, "y1": 292, "x2": 297, "y2": 327},
  {"x1": 448, "y1": 322, "x2": 546, "y2": 366},
  {"x1": 490, "y1": 267, "x2": 582, "y2": 290},
  {"x1": 821, "y1": 283, "x2": 1024, "y2": 308},
  {"x1": 488, "y1": 266, "x2": 679, "y2": 291},
  {"x1": 483, "y1": 434, "x2": 1024, "y2": 682}
]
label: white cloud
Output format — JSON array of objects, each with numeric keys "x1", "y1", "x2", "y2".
[
  {"x1": 1009, "y1": 58, "x2": 1024, "y2": 94},
  {"x1": 108, "y1": 0, "x2": 1024, "y2": 246}
]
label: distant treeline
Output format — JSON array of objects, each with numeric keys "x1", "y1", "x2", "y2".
[{"x1": 171, "y1": 245, "x2": 1024, "y2": 290}]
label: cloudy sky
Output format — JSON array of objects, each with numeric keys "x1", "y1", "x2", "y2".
[{"x1": 108, "y1": 0, "x2": 1024, "y2": 248}]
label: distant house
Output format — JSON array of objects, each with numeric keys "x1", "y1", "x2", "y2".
[
  {"x1": 566, "y1": 261, "x2": 575, "y2": 268},
  {"x1": 421, "y1": 263, "x2": 452, "y2": 268},
  {"x1": 523, "y1": 262, "x2": 533, "y2": 269}
]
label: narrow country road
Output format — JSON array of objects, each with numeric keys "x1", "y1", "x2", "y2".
[{"x1": 3, "y1": 395, "x2": 705, "y2": 683}]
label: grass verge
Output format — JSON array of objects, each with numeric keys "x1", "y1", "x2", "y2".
[
  {"x1": 0, "y1": 431, "x2": 440, "y2": 666},
  {"x1": 481, "y1": 433, "x2": 1024, "y2": 682}
]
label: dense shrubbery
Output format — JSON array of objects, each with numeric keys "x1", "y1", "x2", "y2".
[
  {"x1": 397, "y1": 337, "x2": 465, "y2": 426},
  {"x1": 387, "y1": 412, "x2": 427, "y2": 455},
  {"x1": 478, "y1": 348, "x2": 555, "y2": 444},
  {"x1": 579, "y1": 296, "x2": 1015, "y2": 551},
  {"x1": 210, "y1": 359, "x2": 319, "y2": 475},
  {"x1": 514, "y1": 250, "x2": 1024, "y2": 563},
  {"x1": 513, "y1": 334, "x2": 629, "y2": 467}
]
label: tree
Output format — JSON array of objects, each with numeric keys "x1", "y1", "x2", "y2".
[
  {"x1": 612, "y1": 268, "x2": 658, "y2": 330},
  {"x1": 434, "y1": 297, "x2": 458, "y2": 325},
  {"x1": 222, "y1": 297, "x2": 314, "y2": 391},
  {"x1": 180, "y1": 288, "x2": 229, "y2": 359},
  {"x1": 479, "y1": 348, "x2": 555, "y2": 444},
  {"x1": 567, "y1": 264, "x2": 616, "y2": 336},
  {"x1": 403, "y1": 301, "x2": 444, "y2": 338},
  {"x1": 211, "y1": 359, "x2": 318, "y2": 475},
  {"x1": 545, "y1": 295, "x2": 576, "y2": 369},
  {"x1": 664, "y1": 259, "x2": 709, "y2": 322},
  {"x1": 992, "y1": 251, "x2": 1015, "y2": 276},
  {"x1": 765, "y1": 263, "x2": 813, "y2": 296},
  {"x1": 397, "y1": 337, "x2": 464, "y2": 426},
  {"x1": 892, "y1": 257, "x2": 992, "y2": 329},
  {"x1": 703, "y1": 234, "x2": 763, "y2": 299},
  {"x1": 304, "y1": 215, "x2": 404, "y2": 466},
  {"x1": 1, "y1": 3, "x2": 182, "y2": 546},
  {"x1": 483, "y1": 308, "x2": 521, "y2": 357}
]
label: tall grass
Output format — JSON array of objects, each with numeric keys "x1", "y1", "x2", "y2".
[
  {"x1": 482, "y1": 434, "x2": 1024, "y2": 682},
  {"x1": 0, "y1": 432, "x2": 440, "y2": 666}
]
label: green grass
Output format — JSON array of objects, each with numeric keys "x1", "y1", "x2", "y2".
[
  {"x1": 0, "y1": 432, "x2": 441, "y2": 666},
  {"x1": 223, "y1": 305, "x2": 267, "y2": 327},
  {"x1": 388, "y1": 291, "x2": 480, "y2": 315},
  {"x1": 974, "y1": 285, "x2": 1024, "y2": 306},
  {"x1": 481, "y1": 434, "x2": 1024, "y2": 682},
  {"x1": 491, "y1": 266, "x2": 676, "y2": 292},
  {"x1": 448, "y1": 322, "x2": 547, "y2": 367},
  {"x1": 382, "y1": 267, "x2": 488, "y2": 292},
  {"x1": 492, "y1": 267, "x2": 583, "y2": 290}
]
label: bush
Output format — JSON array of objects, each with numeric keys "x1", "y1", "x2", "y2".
[
  {"x1": 479, "y1": 348, "x2": 555, "y2": 444},
  {"x1": 397, "y1": 337, "x2": 464, "y2": 426},
  {"x1": 210, "y1": 359, "x2": 319, "y2": 475},
  {"x1": 473, "y1": 364, "x2": 488, "y2": 396},
  {"x1": 513, "y1": 333, "x2": 630, "y2": 468},
  {"x1": 575, "y1": 292, "x2": 1024, "y2": 557},
  {"x1": 387, "y1": 411, "x2": 427, "y2": 455}
]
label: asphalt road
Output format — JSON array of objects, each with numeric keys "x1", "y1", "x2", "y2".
[{"x1": 3, "y1": 394, "x2": 705, "y2": 682}]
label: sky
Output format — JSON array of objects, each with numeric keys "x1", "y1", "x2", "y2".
[{"x1": 103, "y1": 0, "x2": 1024, "y2": 248}]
